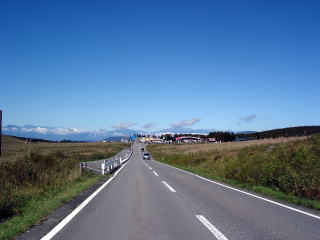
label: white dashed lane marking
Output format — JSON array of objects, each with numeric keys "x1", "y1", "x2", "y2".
[
  {"x1": 196, "y1": 215, "x2": 229, "y2": 240},
  {"x1": 162, "y1": 181, "x2": 176, "y2": 192}
]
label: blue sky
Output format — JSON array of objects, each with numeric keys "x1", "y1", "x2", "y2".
[{"x1": 1, "y1": 0, "x2": 319, "y2": 132}]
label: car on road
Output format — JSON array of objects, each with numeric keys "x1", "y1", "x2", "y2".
[
  {"x1": 143, "y1": 152, "x2": 151, "y2": 160},
  {"x1": 140, "y1": 148, "x2": 145, "y2": 152}
]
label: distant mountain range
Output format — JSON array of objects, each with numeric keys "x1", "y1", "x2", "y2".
[
  {"x1": 2, "y1": 124, "x2": 221, "y2": 141},
  {"x1": 4, "y1": 124, "x2": 318, "y2": 142}
]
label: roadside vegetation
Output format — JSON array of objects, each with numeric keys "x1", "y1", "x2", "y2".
[
  {"x1": 148, "y1": 135, "x2": 320, "y2": 209},
  {"x1": 0, "y1": 135, "x2": 130, "y2": 240},
  {"x1": 1, "y1": 135, "x2": 129, "y2": 162}
]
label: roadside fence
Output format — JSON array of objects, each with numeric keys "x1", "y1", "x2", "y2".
[{"x1": 80, "y1": 149, "x2": 133, "y2": 175}]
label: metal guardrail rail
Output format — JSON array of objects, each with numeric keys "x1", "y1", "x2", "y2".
[{"x1": 80, "y1": 149, "x2": 133, "y2": 175}]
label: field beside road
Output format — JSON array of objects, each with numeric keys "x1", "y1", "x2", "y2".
[
  {"x1": 148, "y1": 135, "x2": 320, "y2": 209},
  {"x1": 150, "y1": 136, "x2": 306, "y2": 154},
  {"x1": 1, "y1": 135, "x2": 129, "y2": 162},
  {"x1": 0, "y1": 135, "x2": 130, "y2": 240}
]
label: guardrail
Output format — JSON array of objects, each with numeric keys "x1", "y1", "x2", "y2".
[
  {"x1": 101, "y1": 159, "x2": 120, "y2": 175},
  {"x1": 80, "y1": 149, "x2": 133, "y2": 175}
]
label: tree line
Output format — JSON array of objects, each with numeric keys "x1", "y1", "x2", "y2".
[
  {"x1": 236, "y1": 126, "x2": 320, "y2": 139},
  {"x1": 208, "y1": 126, "x2": 320, "y2": 142},
  {"x1": 135, "y1": 126, "x2": 320, "y2": 143}
]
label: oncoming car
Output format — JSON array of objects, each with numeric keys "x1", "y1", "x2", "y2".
[{"x1": 143, "y1": 152, "x2": 151, "y2": 160}]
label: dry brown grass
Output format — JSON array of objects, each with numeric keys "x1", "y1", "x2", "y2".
[
  {"x1": 150, "y1": 136, "x2": 307, "y2": 155},
  {"x1": 1, "y1": 135, "x2": 130, "y2": 162},
  {"x1": 0, "y1": 135, "x2": 130, "y2": 221}
]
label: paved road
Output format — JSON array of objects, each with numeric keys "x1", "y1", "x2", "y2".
[{"x1": 47, "y1": 143, "x2": 320, "y2": 240}]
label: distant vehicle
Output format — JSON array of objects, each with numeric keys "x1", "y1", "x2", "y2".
[
  {"x1": 143, "y1": 152, "x2": 151, "y2": 160},
  {"x1": 140, "y1": 148, "x2": 145, "y2": 152}
]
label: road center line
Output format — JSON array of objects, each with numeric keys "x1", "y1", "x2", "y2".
[
  {"x1": 149, "y1": 167, "x2": 152, "y2": 170},
  {"x1": 196, "y1": 215, "x2": 229, "y2": 240},
  {"x1": 162, "y1": 181, "x2": 176, "y2": 192},
  {"x1": 153, "y1": 171, "x2": 159, "y2": 176}
]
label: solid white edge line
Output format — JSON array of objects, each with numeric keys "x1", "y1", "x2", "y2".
[
  {"x1": 162, "y1": 181, "x2": 176, "y2": 192},
  {"x1": 153, "y1": 160, "x2": 320, "y2": 220},
  {"x1": 196, "y1": 215, "x2": 229, "y2": 240},
  {"x1": 153, "y1": 171, "x2": 159, "y2": 176},
  {"x1": 41, "y1": 154, "x2": 133, "y2": 240}
]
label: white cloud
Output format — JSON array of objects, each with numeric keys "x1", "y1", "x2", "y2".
[
  {"x1": 111, "y1": 122, "x2": 137, "y2": 129},
  {"x1": 34, "y1": 127, "x2": 49, "y2": 134},
  {"x1": 238, "y1": 114, "x2": 257, "y2": 125},
  {"x1": 112, "y1": 131, "x2": 127, "y2": 136},
  {"x1": 21, "y1": 127, "x2": 34, "y2": 133},
  {"x1": 170, "y1": 118, "x2": 201, "y2": 128},
  {"x1": 143, "y1": 123, "x2": 155, "y2": 129},
  {"x1": 4, "y1": 125, "x2": 101, "y2": 135}
]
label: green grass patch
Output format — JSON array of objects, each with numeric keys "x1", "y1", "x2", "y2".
[{"x1": 0, "y1": 172, "x2": 104, "y2": 240}]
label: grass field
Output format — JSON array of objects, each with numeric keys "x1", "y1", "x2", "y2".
[
  {"x1": 0, "y1": 135, "x2": 130, "y2": 240},
  {"x1": 148, "y1": 135, "x2": 320, "y2": 209},
  {"x1": 150, "y1": 136, "x2": 306, "y2": 155},
  {"x1": 1, "y1": 135, "x2": 130, "y2": 162}
]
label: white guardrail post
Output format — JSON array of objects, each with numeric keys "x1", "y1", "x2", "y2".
[{"x1": 101, "y1": 161, "x2": 105, "y2": 175}]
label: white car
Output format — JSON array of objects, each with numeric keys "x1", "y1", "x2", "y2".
[{"x1": 143, "y1": 152, "x2": 151, "y2": 160}]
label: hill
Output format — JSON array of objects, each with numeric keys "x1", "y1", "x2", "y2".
[{"x1": 237, "y1": 126, "x2": 320, "y2": 139}]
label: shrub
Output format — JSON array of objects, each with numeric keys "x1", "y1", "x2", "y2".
[{"x1": 0, "y1": 151, "x2": 80, "y2": 219}]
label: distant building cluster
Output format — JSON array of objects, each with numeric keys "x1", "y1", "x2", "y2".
[
  {"x1": 175, "y1": 136, "x2": 203, "y2": 143},
  {"x1": 101, "y1": 129, "x2": 278, "y2": 144},
  {"x1": 139, "y1": 137, "x2": 163, "y2": 143},
  {"x1": 119, "y1": 134, "x2": 220, "y2": 144},
  {"x1": 175, "y1": 136, "x2": 216, "y2": 143}
]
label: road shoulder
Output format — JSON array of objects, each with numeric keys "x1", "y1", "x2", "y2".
[{"x1": 16, "y1": 176, "x2": 109, "y2": 240}]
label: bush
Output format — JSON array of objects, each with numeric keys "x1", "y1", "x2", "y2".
[
  {"x1": 221, "y1": 136, "x2": 320, "y2": 199},
  {"x1": 0, "y1": 151, "x2": 80, "y2": 219}
]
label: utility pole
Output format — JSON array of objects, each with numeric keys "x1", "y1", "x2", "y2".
[{"x1": 0, "y1": 110, "x2": 2, "y2": 157}]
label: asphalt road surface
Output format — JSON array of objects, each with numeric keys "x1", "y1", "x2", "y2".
[{"x1": 45, "y1": 143, "x2": 320, "y2": 240}]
